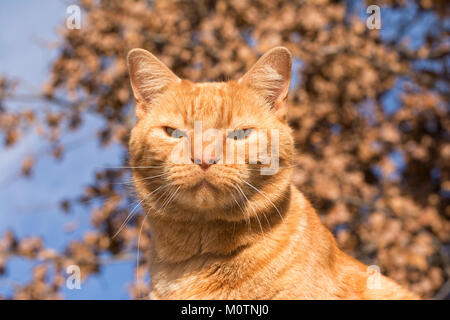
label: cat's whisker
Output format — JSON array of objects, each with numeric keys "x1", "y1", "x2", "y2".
[
  {"x1": 239, "y1": 178, "x2": 284, "y2": 223},
  {"x1": 135, "y1": 182, "x2": 174, "y2": 299},
  {"x1": 153, "y1": 184, "x2": 173, "y2": 206},
  {"x1": 239, "y1": 180, "x2": 273, "y2": 231},
  {"x1": 236, "y1": 183, "x2": 266, "y2": 243},
  {"x1": 101, "y1": 165, "x2": 164, "y2": 169},
  {"x1": 259, "y1": 210, "x2": 272, "y2": 232},
  {"x1": 231, "y1": 183, "x2": 251, "y2": 235},
  {"x1": 231, "y1": 188, "x2": 249, "y2": 235},
  {"x1": 115, "y1": 172, "x2": 169, "y2": 185},
  {"x1": 160, "y1": 186, "x2": 181, "y2": 212},
  {"x1": 137, "y1": 173, "x2": 170, "y2": 182},
  {"x1": 245, "y1": 164, "x2": 300, "y2": 171},
  {"x1": 112, "y1": 184, "x2": 166, "y2": 239},
  {"x1": 112, "y1": 179, "x2": 134, "y2": 186},
  {"x1": 136, "y1": 207, "x2": 150, "y2": 300}
]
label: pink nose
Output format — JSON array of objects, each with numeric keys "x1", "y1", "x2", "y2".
[{"x1": 191, "y1": 156, "x2": 219, "y2": 171}]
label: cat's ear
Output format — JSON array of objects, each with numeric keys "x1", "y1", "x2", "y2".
[
  {"x1": 238, "y1": 47, "x2": 292, "y2": 119},
  {"x1": 127, "y1": 48, "x2": 180, "y2": 118}
]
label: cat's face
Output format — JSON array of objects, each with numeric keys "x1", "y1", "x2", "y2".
[{"x1": 128, "y1": 48, "x2": 294, "y2": 219}]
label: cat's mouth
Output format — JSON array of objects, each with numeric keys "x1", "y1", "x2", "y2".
[{"x1": 191, "y1": 178, "x2": 217, "y2": 192}]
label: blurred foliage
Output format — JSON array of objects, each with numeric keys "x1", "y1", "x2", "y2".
[{"x1": 0, "y1": 0, "x2": 448, "y2": 299}]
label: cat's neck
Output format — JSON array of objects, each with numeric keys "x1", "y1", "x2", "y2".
[{"x1": 145, "y1": 184, "x2": 293, "y2": 263}]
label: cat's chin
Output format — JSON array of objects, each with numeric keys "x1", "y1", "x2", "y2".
[
  {"x1": 172, "y1": 180, "x2": 232, "y2": 211},
  {"x1": 187, "y1": 183, "x2": 221, "y2": 209},
  {"x1": 191, "y1": 178, "x2": 217, "y2": 192}
]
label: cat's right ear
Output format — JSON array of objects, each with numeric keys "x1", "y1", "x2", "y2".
[
  {"x1": 238, "y1": 47, "x2": 292, "y2": 120},
  {"x1": 127, "y1": 48, "x2": 180, "y2": 118}
]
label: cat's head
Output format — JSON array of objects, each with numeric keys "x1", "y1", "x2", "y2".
[{"x1": 127, "y1": 47, "x2": 294, "y2": 220}]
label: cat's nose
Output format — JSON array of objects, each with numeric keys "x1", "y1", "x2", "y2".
[{"x1": 191, "y1": 156, "x2": 219, "y2": 171}]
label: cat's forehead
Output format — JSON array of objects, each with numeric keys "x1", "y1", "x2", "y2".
[
  {"x1": 174, "y1": 81, "x2": 243, "y2": 127},
  {"x1": 187, "y1": 81, "x2": 229, "y2": 96}
]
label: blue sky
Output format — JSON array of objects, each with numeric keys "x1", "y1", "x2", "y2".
[{"x1": 0, "y1": 0, "x2": 132, "y2": 299}]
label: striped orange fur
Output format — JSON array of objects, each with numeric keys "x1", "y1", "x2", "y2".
[{"x1": 127, "y1": 47, "x2": 419, "y2": 299}]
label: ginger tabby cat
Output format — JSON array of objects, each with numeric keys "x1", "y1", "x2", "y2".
[{"x1": 127, "y1": 47, "x2": 419, "y2": 299}]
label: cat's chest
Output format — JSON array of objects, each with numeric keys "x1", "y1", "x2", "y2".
[{"x1": 148, "y1": 247, "x2": 305, "y2": 299}]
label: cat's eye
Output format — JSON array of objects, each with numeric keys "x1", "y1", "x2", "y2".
[
  {"x1": 226, "y1": 128, "x2": 253, "y2": 140},
  {"x1": 164, "y1": 127, "x2": 187, "y2": 138}
]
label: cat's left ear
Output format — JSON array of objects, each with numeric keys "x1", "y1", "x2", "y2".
[
  {"x1": 127, "y1": 48, "x2": 181, "y2": 119},
  {"x1": 238, "y1": 47, "x2": 292, "y2": 119}
]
